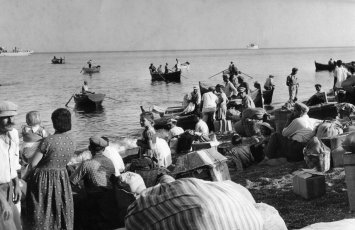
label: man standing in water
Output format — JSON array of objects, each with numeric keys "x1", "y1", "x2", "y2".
[
  {"x1": 286, "y1": 67, "x2": 298, "y2": 102},
  {"x1": 0, "y1": 101, "x2": 22, "y2": 230}
]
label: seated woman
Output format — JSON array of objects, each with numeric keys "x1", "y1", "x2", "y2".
[
  {"x1": 70, "y1": 135, "x2": 120, "y2": 230},
  {"x1": 306, "y1": 84, "x2": 327, "y2": 106},
  {"x1": 136, "y1": 112, "x2": 172, "y2": 168},
  {"x1": 261, "y1": 102, "x2": 321, "y2": 165}
]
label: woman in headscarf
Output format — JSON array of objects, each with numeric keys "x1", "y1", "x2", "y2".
[{"x1": 26, "y1": 108, "x2": 76, "y2": 230}]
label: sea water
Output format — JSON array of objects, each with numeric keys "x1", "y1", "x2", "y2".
[{"x1": 0, "y1": 47, "x2": 354, "y2": 149}]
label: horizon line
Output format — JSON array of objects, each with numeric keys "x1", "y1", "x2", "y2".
[{"x1": 33, "y1": 45, "x2": 355, "y2": 54}]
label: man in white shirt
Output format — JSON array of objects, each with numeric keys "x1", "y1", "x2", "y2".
[
  {"x1": 191, "y1": 113, "x2": 210, "y2": 142},
  {"x1": 0, "y1": 101, "x2": 21, "y2": 228},
  {"x1": 201, "y1": 87, "x2": 219, "y2": 131},
  {"x1": 334, "y1": 60, "x2": 349, "y2": 91},
  {"x1": 167, "y1": 119, "x2": 184, "y2": 154},
  {"x1": 264, "y1": 75, "x2": 275, "y2": 90}
]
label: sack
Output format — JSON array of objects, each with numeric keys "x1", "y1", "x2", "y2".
[
  {"x1": 303, "y1": 137, "x2": 330, "y2": 172},
  {"x1": 130, "y1": 157, "x2": 155, "y2": 171},
  {"x1": 242, "y1": 118, "x2": 262, "y2": 137},
  {"x1": 315, "y1": 120, "x2": 343, "y2": 138}
]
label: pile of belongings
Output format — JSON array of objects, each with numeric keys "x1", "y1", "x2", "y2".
[{"x1": 125, "y1": 178, "x2": 287, "y2": 230}]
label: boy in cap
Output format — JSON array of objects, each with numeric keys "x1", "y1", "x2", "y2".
[
  {"x1": 264, "y1": 75, "x2": 275, "y2": 90},
  {"x1": 0, "y1": 101, "x2": 22, "y2": 229},
  {"x1": 286, "y1": 67, "x2": 298, "y2": 102}
]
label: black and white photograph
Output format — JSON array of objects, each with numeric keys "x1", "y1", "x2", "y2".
[{"x1": 1, "y1": 0, "x2": 355, "y2": 229}]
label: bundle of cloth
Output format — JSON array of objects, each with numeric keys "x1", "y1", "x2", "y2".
[{"x1": 125, "y1": 178, "x2": 287, "y2": 230}]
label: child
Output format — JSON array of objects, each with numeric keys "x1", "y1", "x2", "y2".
[{"x1": 21, "y1": 111, "x2": 48, "y2": 166}]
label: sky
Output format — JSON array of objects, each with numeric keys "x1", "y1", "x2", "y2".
[{"x1": 1, "y1": 0, "x2": 355, "y2": 52}]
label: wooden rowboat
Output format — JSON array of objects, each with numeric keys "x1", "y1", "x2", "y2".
[
  {"x1": 315, "y1": 61, "x2": 335, "y2": 72},
  {"x1": 74, "y1": 93, "x2": 105, "y2": 109},
  {"x1": 153, "y1": 106, "x2": 196, "y2": 130},
  {"x1": 151, "y1": 70, "x2": 181, "y2": 82},
  {"x1": 82, "y1": 65, "x2": 101, "y2": 74},
  {"x1": 52, "y1": 57, "x2": 65, "y2": 64}
]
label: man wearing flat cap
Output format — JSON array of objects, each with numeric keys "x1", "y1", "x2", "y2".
[
  {"x1": 223, "y1": 74, "x2": 238, "y2": 99},
  {"x1": 264, "y1": 75, "x2": 275, "y2": 91},
  {"x1": 306, "y1": 84, "x2": 327, "y2": 106},
  {"x1": 237, "y1": 76, "x2": 249, "y2": 94},
  {"x1": 261, "y1": 102, "x2": 321, "y2": 165},
  {"x1": 0, "y1": 101, "x2": 22, "y2": 228},
  {"x1": 70, "y1": 135, "x2": 119, "y2": 229},
  {"x1": 286, "y1": 67, "x2": 299, "y2": 102}
]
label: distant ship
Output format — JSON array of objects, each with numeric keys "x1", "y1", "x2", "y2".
[
  {"x1": 246, "y1": 43, "x2": 259, "y2": 49},
  {"x1": 0, "y1": 46, "x2": 34, "y2": 56}
]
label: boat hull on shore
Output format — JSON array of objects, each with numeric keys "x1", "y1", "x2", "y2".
[
  {"x1": 74, "y1": 93, "x2": 105, "y2": 109},
  {"x1": 153, "y1": 106, "x2": 196, "y2": 130},
  {"x1": 151, "y1": 71, "x2": 181, "y2": 82},
  {"x1": 82, "y1": 66, "x2": 101, "y2": 74},
  {"x1": 315, "y1": 61, "x2": 335, "y2": 72}
]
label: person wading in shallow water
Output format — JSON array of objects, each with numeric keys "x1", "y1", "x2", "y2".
[{"x1": 286, "y1": 67, "x2": 298, "y2": 102}]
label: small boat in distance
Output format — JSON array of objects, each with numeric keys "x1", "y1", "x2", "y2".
[
  {"x1": 151, "y1": 70, "x2": 181, "y2": 82},
  {"x1": 52, "y1": 56, "x2": 65, "y2": 64},
  {"x1": 74, "y1": 93, "x2": 105, "y2": 109},
  {"x1": 0, "y1": 46, "x2": 34, "y2": 56},
  {"x1": 246, "y1": 43, "x2": 259, "y2": 49},
  {"x1": 81, "y1": 65, "x2": 101, "y2": 74}
]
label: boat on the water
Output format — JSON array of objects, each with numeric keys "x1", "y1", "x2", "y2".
[
  {"x1": 81, "y1": 65, "x2": 101, "y2": 74},
  {"x1": 74, "y1": 93, "x2": 105, "y2": 109},
  {"x1": 314, "y1": 61, "x2": 335, "y2": 72},
  {"x1": 153, "y1": 106, "x2": 196, "y2": 130},
  {"x1": 0, "y1": 46, "x2": 34, "y2": 56},
  {"x1": 151, "y1": 70, "x2": 181, "y2": 82},
  {"x1": 246, "y1": 43, "x2": 259, "y2": 49},
  {"x1": 52, "y1": 57, "x2": 65, "y2": 64}
]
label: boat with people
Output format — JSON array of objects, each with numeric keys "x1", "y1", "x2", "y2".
[
  {"x1": 151, "y1": 70, "x2": 181, "y2": 82},
  {"x1": 314, "y1": 61, "x2": 335, "y2": 72},
  {"x1": 0, "y1": 46, "x2": 34, "y2": 56},
  {"x1": 81, "y1": 65, "x2": 101, "y2": 74},
  {"x1": 73, "y1": 93, "x2": 105, "y2": 109},
  {"x1": 52, "y1": 57, "x2": 65, "y2": 64},
  {"x1": 246, "y1": 43, "x2": 259, "y2": 49}
]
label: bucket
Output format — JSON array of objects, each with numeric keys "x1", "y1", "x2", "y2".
[
  {"x1": 274, "y1": 109, "x2": 292, "y2": 133},
  {"x1": 344, "y1": 152, "x2": 355, "y2": 211}
]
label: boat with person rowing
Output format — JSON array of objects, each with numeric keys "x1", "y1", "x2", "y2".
[
  {"x1": 73, "y1": 93, "x2": 105, "y2": 109},
  {"x1": 81, "y1": 65, "x2": 101, "y2": 74},
  {"x1": 151, "y1": 70, "x2": 181, "y2": 82}
]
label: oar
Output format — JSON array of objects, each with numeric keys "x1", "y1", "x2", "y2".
[
  {"x1": 208, "y1": 69, "x2": 228, "y2": 79},
  {"x1": 0, "y1": 82, "x2": 21, "y2": 87},
  {"x1": 157, "y1": 72, "x2": 166, "y2": 81},
  {"x1": 65, "y1": 95, "x2": 74, "y2": 107},
  {"x1": 106, "y1": 96, "x2": 121, "y2": 102},
  {"x1": 239, "y1": 71, "x2": 254, "y2": 79},
  {"x1": 168, "y1": 68, "x2": 188, "y2": 79}
]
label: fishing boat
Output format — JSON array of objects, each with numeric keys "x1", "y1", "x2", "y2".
[
  {"x1": 81, "y1": 65, "x2": 101, "y2": 74},
  {"x1": 73, "y1": 93, "x2": 105, "y2": 109},
  {"x1": 152, "y1": 106, "x2": 196, "y2": 130},
  {"x1": 246, "y1": 43, "x2": 259, "y2": 49},
  {"x1": 52, "y1": 57, "x2": 65, "y2": 64},
  {"x1": 314, "y1": 61, "x2": 335, "y2": 72},
  {"x1": 0, "y1": 47, "x2": 34, "y2": 57},
  {"x1": 151, "y1": 70, "x2": 181, "y2": 82}
]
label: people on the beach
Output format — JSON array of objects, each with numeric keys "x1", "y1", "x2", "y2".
[
  {"x1": 238, "y1": 76, "x2": 249, "y2": 94},
  {"x1": 261, "y1": 102, "x2": 320, "y2": 165},
  {"x1": 334, "y1": 60, "x2": 349, "y2": 92},
  {"x1": 238, "y1": 86, "x2": 255, "y2": 113},
  {"x1": 190, "y1": 112, "x2": 210, "y2": 142},
  {"x1": 215, "y1": 84, "x2": 228, "y2": 121},
  {"x1": 306, "y1": 84, "x2": 327, "y2": 106},
  {"x1": 21, "y1": 111, "x2": 48, "y2": 179},
  {"x1": 223, "y1": 74, "x2": 238, "y2": 99},
  {"x1": 264, "y1": 75, "x2": 275, "y2": 90},
  {"x1": 286, "y1": 67, "x2": 298, "y2": 102},
  {"x1": 0, "y1": 101, "x2": 22, "y2": 230},
  {"x1": 201, "y1": 86, "x2": 219, "y2": 131},
  {"x1": 26, "y1": 108, "x2": 76, "y2": 230}
]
